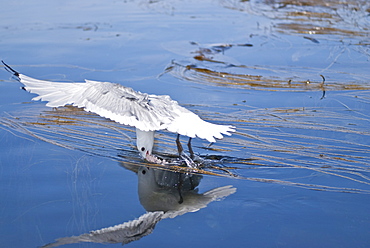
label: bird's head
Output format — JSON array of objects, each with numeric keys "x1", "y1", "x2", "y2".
[{"x1": 136, "y1": 129, "x2": 155, "y2": 159}]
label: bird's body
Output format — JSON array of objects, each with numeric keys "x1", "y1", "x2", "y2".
[{"x1": 2, "y1": 61, "x2": 235, "y2": 162}]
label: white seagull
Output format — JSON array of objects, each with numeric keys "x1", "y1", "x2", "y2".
[{"x1": 2, "y1": 61, "x2": 235, "y2": 163}]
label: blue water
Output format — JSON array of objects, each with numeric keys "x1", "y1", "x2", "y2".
[{"x1": 1, "y1": 1, "x2": 369, "y2": 247}]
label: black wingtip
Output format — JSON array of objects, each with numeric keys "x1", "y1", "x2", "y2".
[{"x1": 1, "y1": 60, "x2": 20, "y2": 77}]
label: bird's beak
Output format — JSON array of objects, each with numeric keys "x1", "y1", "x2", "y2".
[{"x1": 145, "y1": 150, "x2": 163, "y2": 164}]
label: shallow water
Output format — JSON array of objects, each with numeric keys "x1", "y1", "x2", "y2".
[{"x1": 1, "y1": 0, "x2": 369, "y2": 247}]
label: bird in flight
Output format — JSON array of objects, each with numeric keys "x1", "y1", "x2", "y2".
[{"x1": 2, "y1": 61, "x2": 235, "y2": 164}]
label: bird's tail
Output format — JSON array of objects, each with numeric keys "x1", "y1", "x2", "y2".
[
  {"x1": 195, "y1": 120, "x2": 235, "y2": 143},
  {"x1": 167, "y1": 110, "x2": 235, "y2": 143},
  {"x1": 203, "y1": 185, "x2": 237, "y2": 200}
]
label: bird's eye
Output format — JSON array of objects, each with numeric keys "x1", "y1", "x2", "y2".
[
  {"x1": 141, "y1": 147, "x2": 145, "y2": 151},
  {"x1": 141, "y1": 169, "x2": 146, "y2": 175}
]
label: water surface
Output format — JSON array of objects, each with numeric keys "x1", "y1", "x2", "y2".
[{"x1": 1, "y1": 0, "x2": 369, "y2": 247}]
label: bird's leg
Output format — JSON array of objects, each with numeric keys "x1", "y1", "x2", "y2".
[
  {"x1": 189, "y1": 176, "x2": 195, "y2": 190},
  {"x1": 177, "y1": 173, "x2": 184, "y2": 204},
  {"x1": 176, "y1": 134, "x2": 183, "y2": 156},
  {"x1": 187, "y1": 138, "x2": 194, "y2": 159}
]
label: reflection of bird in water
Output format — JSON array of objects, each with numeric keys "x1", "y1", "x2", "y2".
[
  {"x1": 41, "y1": 164, "x2": 236, "y2": 248},
  {"x1": 2, "y1": 61, "x2": 235, "y2": 164},
  {"x1": 138, "y1": 166, "x2": 201, "y2": 212},
  {"x1": 133, "y1": 164, "x2": 236, "y2": 216}
]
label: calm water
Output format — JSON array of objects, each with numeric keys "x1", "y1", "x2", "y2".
[{"x1": 1, "y1": 0, "x2": 369, "y2": 247}]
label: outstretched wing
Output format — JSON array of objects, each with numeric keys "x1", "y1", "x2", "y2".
[
  {"x1": 18, "y1": 75, "x2": 176, "y2": 131},
  {"x1": 41, "y1": 211, "x2": 165, "y2": 247},
  {"x1": 3, "y1": 61, "x2": 235, "y2": 142}
]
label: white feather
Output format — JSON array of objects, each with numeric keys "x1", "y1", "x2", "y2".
[{"x1": 18, "y1": 74, "x2": 235, "y2": 143}]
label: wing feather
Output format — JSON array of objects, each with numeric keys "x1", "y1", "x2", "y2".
[{"x1": 17, "y1": 74, "x2": 235, "y2": 142}]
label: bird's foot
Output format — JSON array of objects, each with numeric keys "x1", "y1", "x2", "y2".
[{"x1": 179, "y1": 152, "x2": 198, "y2": 169}]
